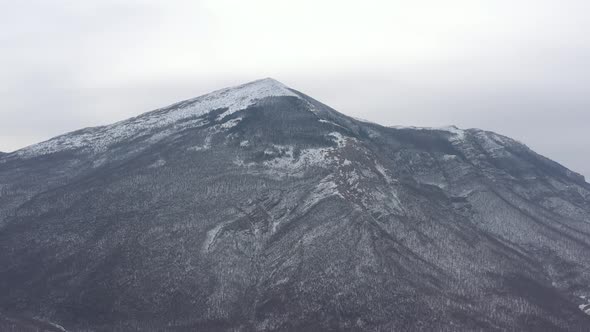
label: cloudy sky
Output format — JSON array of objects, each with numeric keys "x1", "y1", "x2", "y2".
[{"x1": 1, "y1": 1, "x2": 588, "y2": 178}]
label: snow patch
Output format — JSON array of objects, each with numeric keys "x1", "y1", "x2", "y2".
[
  {"x1": 236, "y1": 141, "x2": 345, "y2": 178},
  {"x1": 219, "y1": 117, "x2": 242, "y2": 129},
  {"x1": 390, "y1": 125, "x2": 466, "y2": 142},
  {"x1": 319, "y1": 119, "x2": 348, "y2": 130},
  {"x1": 580, "y1": 296, "x2": 590, "y2": 316},
  {"x1": 203, "y1": 223, "x2": 226, "y2": 253},
  {"x1": 442, "y1": 126, "x2": 466, "y2": 141},
  {"x1": 189, "y1": 136, "x2": 212, "y2": 152},
  {"x1": 328, "y1": 132, "x2": 347, "y2": 147},
  {"x1": 301, "y1": 176, "x2": 343, "y2": 212},
  {"x1": 261, "y1": 146, "x2": 333, "y2": 176},
  {"x1": 474, "y1": 131, "x2": 510, "y2": 157},
  {"x1": 30, "y1": 318, "x2": 68, "y2": 332},
  {"x1": 375, "y1": 162, "x2": 396, "y2": 184},
  {"x1": 149, "y1": 159, "x2": 166, "y2": 168}
]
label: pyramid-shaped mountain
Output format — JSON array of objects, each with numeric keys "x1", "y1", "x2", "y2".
[{"x1": 1, "y1": 79, "x2": 589, "y2": 331}]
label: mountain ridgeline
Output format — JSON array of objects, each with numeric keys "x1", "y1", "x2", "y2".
[{"x1": 0, "y1": 79, "x2": 589, "y2": 331}]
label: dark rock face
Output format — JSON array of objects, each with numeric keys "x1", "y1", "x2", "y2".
[{"x1": 0, "y1": 79, "x2": 589, "y2": 331}]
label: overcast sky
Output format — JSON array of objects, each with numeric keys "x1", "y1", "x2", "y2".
[{"x1": 1, "y1": 1, "x2": 588, "y2": 178}]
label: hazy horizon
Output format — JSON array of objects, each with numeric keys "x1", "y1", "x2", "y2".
[{"x1": 1, "y1": 1, "x2": 588, "y2": 179}]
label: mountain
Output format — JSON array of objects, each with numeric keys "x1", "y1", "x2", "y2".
[{"x1": 0, "y1": 78, "x2": 589, "y2": 331}]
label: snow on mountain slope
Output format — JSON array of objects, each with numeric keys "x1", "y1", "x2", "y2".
[
  {"x1": 1, "y1": 78, "x2": 590, "y2": 331},
  {"x1": 15, "y1": 78, "x2": 300, "y2": 158}
]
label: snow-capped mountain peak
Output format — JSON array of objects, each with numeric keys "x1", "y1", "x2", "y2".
[
  {"x1": 15, "y1": 78, "x2": 300, "y2": 158},
  {"x1": 185, "y1": 77, "x2": 299, "y2": 119}
]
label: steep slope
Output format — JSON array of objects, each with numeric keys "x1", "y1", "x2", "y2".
[{"x1": 0, "y1": 78, "x2": 589, "y2": 331}]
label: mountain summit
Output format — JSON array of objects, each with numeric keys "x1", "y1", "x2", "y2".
[
  {"x1": 14, "y1": 78, "x2": 297, "y2": 159},
  {"x1": 1, "y1": 79, "x2": 589, "y2": 331}
]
